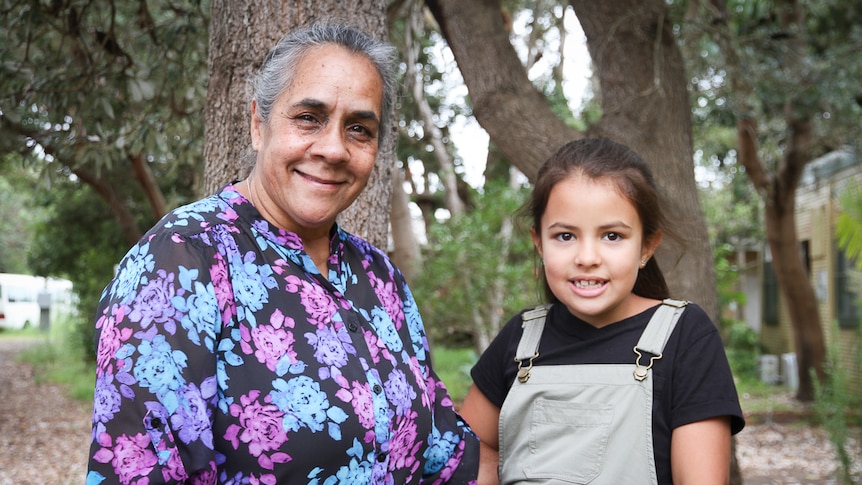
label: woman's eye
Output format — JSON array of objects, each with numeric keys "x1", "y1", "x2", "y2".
[{"x1": 348, "y1": 123, "x2": 374, "y2": 140}]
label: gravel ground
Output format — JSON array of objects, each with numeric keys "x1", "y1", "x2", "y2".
[{"x1": 0, "y1": 336, "x2": 858, "y2": 484}]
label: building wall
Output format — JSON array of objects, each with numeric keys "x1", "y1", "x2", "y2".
[{"x1": 766, "y1": 151, "x2": 862, "y2": 382}]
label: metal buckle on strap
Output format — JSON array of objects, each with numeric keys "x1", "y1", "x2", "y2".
[
  {"x1": 632, "y1": 347, "x2": 662, "y2": 381},
  {"x1": 515, "y1": 352, "x2": 539, "y2": 383}
]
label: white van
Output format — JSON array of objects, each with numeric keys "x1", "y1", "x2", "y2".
[{"x1": 0, "y1": 273, "x2": 74, "y2": 330}]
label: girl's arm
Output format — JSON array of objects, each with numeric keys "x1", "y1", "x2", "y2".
[
  {"x1": 670, "y1": 416, "x2": 732, "y2": 485},
  {"x1": 459, "y1": 384, "x2": 502, "y2": 485}
]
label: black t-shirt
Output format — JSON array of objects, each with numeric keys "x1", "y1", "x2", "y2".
[{"x1": 471, "y1": 302, "x2": 745, "y2": 484}]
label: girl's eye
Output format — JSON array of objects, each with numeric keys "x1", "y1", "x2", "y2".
[
  {"x1": 604, "y1": 232, "x2": 623, "y2": 242},
  {"x1": 555, "y1": 232, "x2": 575, "y2": 242}
]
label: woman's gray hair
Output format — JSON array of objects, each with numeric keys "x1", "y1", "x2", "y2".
[{"x1": 252, "y1": 23, "x2": 398, "y2": 144}]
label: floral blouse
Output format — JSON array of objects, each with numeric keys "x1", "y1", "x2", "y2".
[{"x1": 86, "y1": 184, "x2": 479, "y2": 485}]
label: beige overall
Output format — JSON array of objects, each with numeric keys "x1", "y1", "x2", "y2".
[{"x1": 498, "y1": 299, "x2": 688, "y2": 485}]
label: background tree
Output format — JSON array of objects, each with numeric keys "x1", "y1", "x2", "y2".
[
  {"x1": 683, "y1": 0, "x2": 862, "y2": 401},
  {"x1": 0, "y1": 0, "x2": 209, "y2": 247}
]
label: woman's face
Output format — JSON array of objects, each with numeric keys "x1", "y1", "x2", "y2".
[
  {"x1": 531, "y1": 173, "x2": 659, "y2": 327},
  {"x1": 250, "y1": 44, "x2": 384, "y2": 239}
]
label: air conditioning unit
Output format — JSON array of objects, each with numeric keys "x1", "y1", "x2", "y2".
[{"x1": 758, "y1": 354, "x2": 780, "y2": 385}]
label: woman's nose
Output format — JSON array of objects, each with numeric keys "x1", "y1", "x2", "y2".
[{"x1": 311, "y1": 124, "x2": 349, "y2": 162}]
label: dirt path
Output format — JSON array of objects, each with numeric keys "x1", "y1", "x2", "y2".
[
  {"x1": 0, "y1": 337, "x2": 91, "y2": 485},
  {"x1": 0, "y1": 335, "x2": 856, "y2": 484}
]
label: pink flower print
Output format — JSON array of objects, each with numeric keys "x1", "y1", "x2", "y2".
[
  {"x1": 209, "y1": 254, "x2": 237, "y2": 325},
  {"x1": 226, "y1": 391, "x2": 289, "y2": 469},
  {"x1": 95, "y1": 304, "x2": 133, "y2": 373},
  {"x1": 251, "y1": 324, "x2": 296, "y2": 372},
  {"x1": 111, "y1": 433, "x2": 159, "y2": 484},
  {"x1": 344, "y1": 381, "x2": 375, "y2": 430},
  {"x1": 404, "y1": 356, "x2": 432, "y2": 410},
  {"x1": 297, "y1": 280, "x2": 338, "y2": 327},
  {"x1": 367, "y1": 273, "x2": 404, "y2": 328},
  {"x1": 387, "y1": 412, "x2": 421, "y2": 474},
  {"x1": 159, "y1": 445, "x2": 189, "y2": 482}
]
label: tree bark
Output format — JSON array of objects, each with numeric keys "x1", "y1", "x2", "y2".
[{"x1": 205, "y1": 0, "x2": 393, "y2": 248}]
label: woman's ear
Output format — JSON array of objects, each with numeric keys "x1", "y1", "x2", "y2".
[{"x1": 250, "y1": 99, "x2": 262, "y2": 151}]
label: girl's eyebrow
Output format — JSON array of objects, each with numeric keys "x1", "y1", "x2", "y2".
[{"x1": 546, "y1": 221, "x2": 632, "y2": 231}]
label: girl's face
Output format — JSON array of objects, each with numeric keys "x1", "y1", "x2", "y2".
[{"x1": 531, "y1": 173, "x2": 661, "y2": 327}]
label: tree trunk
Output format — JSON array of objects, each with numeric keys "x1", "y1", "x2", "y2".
[
  {"x1": 765, "y1": 185, "x2": 827, "y2": 401},
  {"x1": 205, "y1": 0, "x2": 393, "y2": 248},
  {"x1": 390, "y1": 167, "x2": 423, "y2": 282}
]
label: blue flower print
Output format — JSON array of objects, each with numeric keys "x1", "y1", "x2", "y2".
[
  {"x1": 166, "y1": 198, "x2": 221, "y2": 228},
  {"x1": 110, "y1": 241, "x2": 155, "y2": 305},
  {"x1": 133, "y1": 335, "x2": 187, "y2": 413},
  {"x1": 366, "y1": 306, "x2": 403, "y2": 353},
  {"x1": 171, "y1": 266, "x2": 219, "y2": 351},
  {"x1": 423, "y1": 427, "x2": 460, "y2": 475},
  {"x1": 231, "y1": 251, "x2": 277, "y2": 326},
  {"x1": 401, "y1": 291, "x2": 428, "y2": 361},
  {"x1": 270, "y1": 376, "x2": 348, "y2": 436}
]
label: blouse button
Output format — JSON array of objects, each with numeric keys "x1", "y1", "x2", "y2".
[
  {"x1": 372, "y1": 384, "x2": 383, "y2": 394},
  {"x1": 376, "y1": 452, "x2": 387, "y2": 462},
  {"x1": 346, "y1": 313, "x2": 360, "y2": 332},
  {"x1": 150, "y1": 418, "x2": 162, "y2": 429}
]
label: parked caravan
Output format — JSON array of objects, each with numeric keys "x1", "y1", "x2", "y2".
[{"x1": 0, "y1": 273, "x2": 74, "y2": 330}]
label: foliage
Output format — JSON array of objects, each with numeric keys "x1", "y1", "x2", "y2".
[
  {"x1": 431, "y1": 346, "x2": 478, "y2": 405},
  {"x1": 1, "y1": 0, "x2": 210, "y2": 358},
  {"x1": 837, "y1": 184, "x2": 862, "y2": 270},
  {"x1": 0, "y1": 156, "x2": 42, "y2": 274},
  {"x1": 0, "y1": 0, "x2": 209, "y2": 173},
  {"x1": 697, "y1": 152, "x2": 763, "y2": 326},
  {"x1": 812, "y1": 325, "x2": 862, "y2": 484},
  {"x1": 680, "y1": 0, "x2": 862, "y2": 155},
  {"x1": 412, "y1": 180, "x2": 537, "y2": 347},
  {"x1": 724, "y1": 319, "x2": 762, "y2": 382}
]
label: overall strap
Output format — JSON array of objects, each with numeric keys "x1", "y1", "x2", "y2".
[
  {"x1": 632, "y1": 298, "x2": 688, "y2": 381},
  {"x1": 514, "y1": 305, "x2": 551, "y2": 383}
]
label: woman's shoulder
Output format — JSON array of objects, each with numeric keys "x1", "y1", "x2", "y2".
[{"x1": 146, "y1": 189, "x2": 237, "y2": 239}]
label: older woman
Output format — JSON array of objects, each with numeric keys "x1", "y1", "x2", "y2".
[{"x1": 87, "y1": 23, "x2": 479, "y2": 484}]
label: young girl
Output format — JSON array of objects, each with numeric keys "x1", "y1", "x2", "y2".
[{"x1": 460, "y1": 138, "x2": 745, "y2": 485}]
